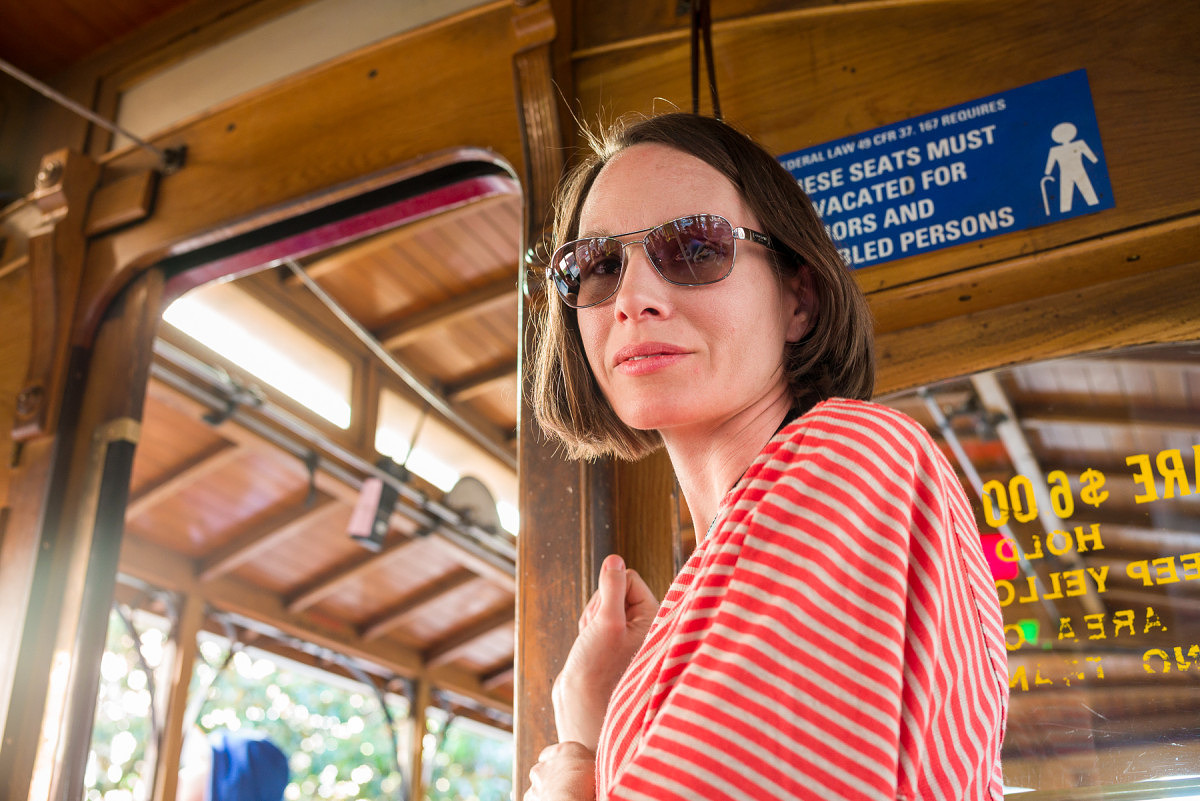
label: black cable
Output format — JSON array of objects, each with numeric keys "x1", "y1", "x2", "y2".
[
  {"x1": 700, "y1": 0, "x2": 722, "y2": 120},
  {"x1": 689, "y1": 0, "x2": 722, "y2": 119},
  {"x1": 332, "y1": 656, "x2": 409, "y2": 801},
  {"x1": 113, "y1": 603, "x2": 162, "y2": 751},
  {"x1": 691, "y1": 2, "x2": 702, "y2": 114}
]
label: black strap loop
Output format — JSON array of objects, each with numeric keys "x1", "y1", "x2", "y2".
[{"x1": 690, "y1": 0, "x2": 722, "y2": 119}]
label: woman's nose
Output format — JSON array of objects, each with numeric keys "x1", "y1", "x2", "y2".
[{"x1": 611, "y1": 245, "x2": 669, "y2": 320}]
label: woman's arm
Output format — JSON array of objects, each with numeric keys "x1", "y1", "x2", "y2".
[{"x1": 527, "y1": 556, "x2": 657, "y2": 801}]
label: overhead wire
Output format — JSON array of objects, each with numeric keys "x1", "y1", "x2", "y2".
[{"x1": 0, "y1": 57, "x2": 186, "y2": 173}]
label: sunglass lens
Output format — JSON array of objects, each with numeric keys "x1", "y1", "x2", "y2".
[
  {"x1": 574, "y1": 238, "x2": 623, "y2": 307},
  {"x1": 646, "y1": 215, "x2": 734, "y2": 285},
  {"x1": 551, "y1": 247, "x2": 582, "y2": 306}
]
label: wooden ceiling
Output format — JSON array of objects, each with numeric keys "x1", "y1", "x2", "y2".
[
  {"x1": 119, "y1": 173, "x2": 524, "y2": 722},
  {"x1": 0, "y1": 0, "x2": 197, "y2": 79}
]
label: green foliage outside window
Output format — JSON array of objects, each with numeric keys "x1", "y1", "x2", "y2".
[{"x1": 86, "y1": 608, "x2": 513, "y2": 801}]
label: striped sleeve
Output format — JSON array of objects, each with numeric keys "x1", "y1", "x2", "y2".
[{"x1": 600, "y1": 400, "x2": 1007, "y2": 800}]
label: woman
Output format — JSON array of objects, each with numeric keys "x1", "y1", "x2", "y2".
[{"x1": 527, "y1": 113, "x2": 1008, "y2": 800}]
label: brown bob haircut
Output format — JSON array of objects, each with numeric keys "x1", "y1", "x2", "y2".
[{"x1": 532, "y1": 112, "x2": 875, "y2": 461}]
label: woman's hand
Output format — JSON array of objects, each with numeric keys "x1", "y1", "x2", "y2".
[
  {"x1": 552, "y1": 554, "x2": 658, "y2": 750},
  {"x1": 524, "y1": 742, "x2": 596, "y2": 801}
]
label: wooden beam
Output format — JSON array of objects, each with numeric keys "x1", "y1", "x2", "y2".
[
  {"x1": 360, "y1": 568, "x2": 479, "y2": 641},
  {"x1": 1092, "y1": 586, "x2": 1200, "y2": 616},
  {"x1": 446, "y1": 360, "x2": 518, "y2": 404},
  {"x1": 126, "y1": 440, "x2": 244, "y2": 518},
  {"x1": 340, "y1": 345, "x2": 518, "y2": 466},
  {"x1": 145, "y1": 378, "x2": 351, "y2": 493},
  {"x1": 119, "y1": 534, "x2": 511, "y2": 714},
  {"x1": 443, "y1": 703, "x2": 513, "y2": 733},
  {"x1": 425, "y1": 607, "x2": 514, "y2": 668},
  {"x1": 376, "y1": 277, "x2": 517, "y2": 350},
  {"x1": 198, "y1": 493, "x2": 338, "y2": 583},
  {"x1": 1088, "y1": 523, "x2": 1200, "y2": 555},
  {"x1": 78, "y1": 2, "x2": 529, "y2": 343},
  {"x1": 480, "y1": 664, "x2": 514, "y2": 692},
  {"x1": 1017, "y1": 404, "x2": 1200, "y2": 434},
  {"x1": 292, "y1": 192, "x2": 516, "y2": 284},
  {"x1": 869, "y1": 215, "x2": 1200, "y2": 335},
  {"x1": 1070, "y1": 507, "x2": 1200, "y2": 533},
  {"x1": 149, "y1": 592, "x2": 205, "y2": 801},
  {"x1": 875, "y1": 261, "x2": 1200, "y2": 397},
  {"x1": 287, "y1": 535, "x2": 423, "y2": 614},
  {"x1": 1053, "y1": 353, "x2": 1200, "y2": 371}
]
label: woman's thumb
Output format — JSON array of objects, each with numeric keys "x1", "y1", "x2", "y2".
[{"x1": 597, "y1": 554, "x2": 626, "y2": 624}]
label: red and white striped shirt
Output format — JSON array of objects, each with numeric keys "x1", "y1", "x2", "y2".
[{"x1": 596, "y1": 399, "x2": 1008, "y2": 800}]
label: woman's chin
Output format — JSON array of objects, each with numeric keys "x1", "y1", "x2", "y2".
[{"x1": 615, "y1": 404, "x2": 698, "y2": 434}]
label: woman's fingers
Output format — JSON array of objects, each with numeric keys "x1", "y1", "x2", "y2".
[
  {"x1": 580, "y1": 557, "x2": 657, "y2": 633},
  {"x1": 578, "y1": 590, "x2": 601, "y2": 631},
  {"x1": 624, "y1": 568, "x2": 659, "y2": 619},
  {"x1": 526, "y1": 742, "x2": 597, "y2": 801}
]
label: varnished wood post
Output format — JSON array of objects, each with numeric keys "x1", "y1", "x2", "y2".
[
  {"x1": 0, "y1": 152, "x2": 100, "y2": 737},
  {"x1": 511, "y1": 3, "x2": 680, "y2": 793},
  {"x1": 0, "y1": 148, "x2": 100, "y2": 797},
  {"x1": 409, "y1": 678, "x2": 430, "y2": 801},
  {"x1": 512, "y1": 0, "x2": 578, "y2": 793},
  {"x1": 612, "y1": 450, "x2": 680, "y2": 602},
  {"x1": 0, "y1": 268, "x2": 164, "y2": 801},
  {"x1": 150, "y1": 591, "x2": 206, "y2": 801}
]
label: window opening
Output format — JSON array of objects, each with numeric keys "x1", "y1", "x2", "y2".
[{"x1": 163, "y1": 281, "x2": 354, "y2": 429}]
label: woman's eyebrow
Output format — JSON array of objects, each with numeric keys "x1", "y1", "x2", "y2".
[
  {"x1": 579, "y1": 222, "x2": 658, "y2": 238},
  {"x1": 577, "y1": 226, "x2": 615, "y2": 238}
]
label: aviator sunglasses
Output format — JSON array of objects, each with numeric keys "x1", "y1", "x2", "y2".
[{"x1": 548, "y1": 213, "x2": 775, "y2": 309}]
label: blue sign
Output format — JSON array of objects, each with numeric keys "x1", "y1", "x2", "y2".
[{"x1": 778, "y1": 70, "x2": 1114, "y2": 268}]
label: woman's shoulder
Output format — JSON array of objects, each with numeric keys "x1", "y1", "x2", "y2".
[
  {"x1": 774, "y1": 397, "x2": 939, "y2": 465},
  {"x1": 716, "y1": 398, "x2": 949, "y2": 534},
  {"x1": 714, "y1": 399, "x2": 946, "y2": 567}
]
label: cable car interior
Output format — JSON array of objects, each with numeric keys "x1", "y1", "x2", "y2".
[{"x1": 0, "y1": 0, "x2": 1197, "y2": 799}]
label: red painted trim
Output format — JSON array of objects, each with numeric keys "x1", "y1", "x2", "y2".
[{"x1": 167, "y1": 174, "x2": 518, "y2": 297}]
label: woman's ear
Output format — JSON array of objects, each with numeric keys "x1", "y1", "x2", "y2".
[{"x1": 784, "y1": 265, "x2": 817, "y2": 343}]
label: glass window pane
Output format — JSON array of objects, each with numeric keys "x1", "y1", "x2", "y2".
[{"x1": 879, "y1": 341, "x2": 1200, "y2": 796}]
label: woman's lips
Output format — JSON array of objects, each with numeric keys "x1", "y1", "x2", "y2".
[{"x1": 613, "y1": 343, "x2": 689, "y2": 375}]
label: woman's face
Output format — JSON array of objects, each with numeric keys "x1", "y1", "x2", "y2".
[{"x1": 575, "y1": 143, "x2": 811, "y2": 435}]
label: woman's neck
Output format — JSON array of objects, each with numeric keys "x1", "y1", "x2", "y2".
[{"x1": 661, "y1": 390, "x2": 796, "y2": 540}]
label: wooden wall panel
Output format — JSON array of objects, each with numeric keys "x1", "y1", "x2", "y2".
[
  {"x1": 0, "y1": 263, "x2": 31, "y2": 513},
  {"x1": 572, "y1": 0, "x2": 870, "y2": 51},
  {"x1": 569, "y1": 0, "x2": 1199, "y2": 293},
  {"x1": 0, "y1": 82, "x2": 37, "y2": 196},
  {"x1": 76, "y1": 0, "x2": 528, "y2": 343}
]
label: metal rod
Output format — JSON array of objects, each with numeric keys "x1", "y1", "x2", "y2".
[
  {"x1": 150, "y1": 340, "x2": 516, "y2": 569},
  {"x1": 0, "y1": 57, "x2": 180, "y2": 172},
  {"x1": 918, "y1": 386, "x2": 1061, "y2": 623},
  {"x1": 969, "y1": 372, "x2": 1105, "y2": 617},
  {"x1": 281, "y1": 257, "x2": 516, "y2": 471}
]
